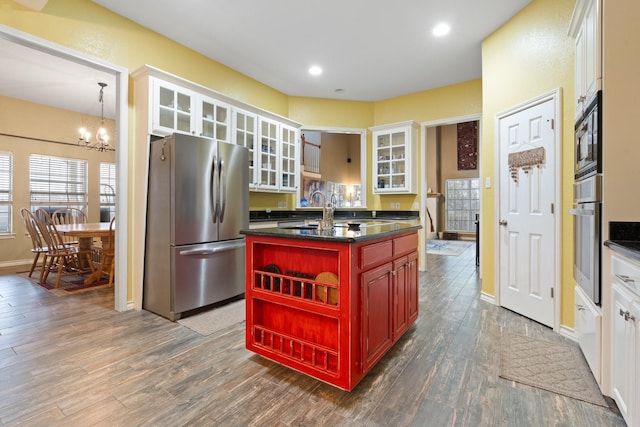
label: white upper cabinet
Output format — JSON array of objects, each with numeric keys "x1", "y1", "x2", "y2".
[
  {"x1": 233, "y1": 108, "x2": 258, "y2": 189},
  {"x1": 197, "y1": 95, "x2": 230, "y2": 142},
  {"x1": 280, "y1": 123, "x2": 299, "y2": 192},
  {"x1": 257, "y1": 117, "x2": 279, "y2": 191},
  {"x1": 133, "y1": 65, "x2": 301, "y2": 193},
  {"x1": 370, "y1": 121, "x2": 418, "y2": 194},
  {"x1": 152, "y1": 79, "x2": 195, "y2": 136},
  {"x1": 253, "y1": 118, "x2": 299, "y2": 193},
  {"x1": 150, "y1": 77, "x2": 231, "y2": 141},
  {"x1": 570, "y1": 0, "x2": 602, "y2": 120}
]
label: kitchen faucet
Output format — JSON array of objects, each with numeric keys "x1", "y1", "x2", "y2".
[{"x1": 311, "y1": 190, "x2": 334, "y2": 230}]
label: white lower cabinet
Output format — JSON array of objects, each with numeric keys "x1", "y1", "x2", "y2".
[
  {"x1": 611, "y1": 254, "x2": 640, "y2": 427},
  {"x1": 575, "y1": 285, "x2": 602, "y2": 385}
]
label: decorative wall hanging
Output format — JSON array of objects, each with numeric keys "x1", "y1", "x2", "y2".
[
  {"x1": 457, "y1": 121, "x2": 478, "y2": 170},
  {"x1": 508, "y1": 146, "x2": 545, "y2": 182}
]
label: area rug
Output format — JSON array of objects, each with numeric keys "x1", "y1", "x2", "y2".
[
  {"x1": 178, "y1": 299, "x2": 245, "y2": 336},
  {"x1": 499, "y1": 333, "x2": 608, "y2": 407},
  {"x1": 19, "y1": 271, "x2": 112, "y2": 296},
  {"x1": 426, "y1": 239, "x2": 473, "y2": 256}
]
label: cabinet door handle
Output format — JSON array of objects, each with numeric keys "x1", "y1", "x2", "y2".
[
  {"x1": 619, "y1": 308, "x2": 637, "y2": 322},
  {"x1": 615, "y1": 274, "x2": 636, "y2": 285},
  {"x1": 576, "y1": 304, "x2": 586, "y2": 312}
]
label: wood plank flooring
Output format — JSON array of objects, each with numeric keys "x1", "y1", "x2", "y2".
[{"x1": 0, "y1": 246, "x2": 626, "y2": 426}]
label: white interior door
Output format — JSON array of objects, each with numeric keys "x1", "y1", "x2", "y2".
[{"x1": 498, "y1": 95, "x2": 557, "y2": 327}]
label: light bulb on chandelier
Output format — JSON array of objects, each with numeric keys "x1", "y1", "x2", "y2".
[{"x1": 78, "y1": 82, "x2": 112, "y2": 152}]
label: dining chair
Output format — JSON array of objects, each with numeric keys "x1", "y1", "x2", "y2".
[
  {"x1": 35, "y1": 208, "x2": 95, "y2": 288},
  {"x1": 19, "y1": 208, "x2": 50, "y2": 281},
  {"x1": 91, "y1": 216, "x2": 116, "y2": 287},
  {"x1": 51, "y1": 208, "x2": 87, "y2": 246}
]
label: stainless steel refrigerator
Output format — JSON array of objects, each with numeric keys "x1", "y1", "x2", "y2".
[{"x1": 143, "y1": 133, "x2": 248, "y2": 321}]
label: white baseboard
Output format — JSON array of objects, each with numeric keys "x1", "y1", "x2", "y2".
[
  {"x1": 480, "y1": 291, "x2": 496, "y2": 305},
  {"x1": 558, "y1": 325, "x2": 576, "y2": 342}
]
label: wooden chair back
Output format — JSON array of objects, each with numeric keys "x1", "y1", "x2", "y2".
[
  {"x1": 34, "y1": 208, "x2": 95, "y2": 287},
  {"x1": 51, "y1": 208, "x2": 87, "y2": 245},
  {"x1": 19, "y1": 208, "x2": 48, "y2": 279}
]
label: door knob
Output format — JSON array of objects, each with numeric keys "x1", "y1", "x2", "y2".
[{"x1": 499, "y1": 220, "x2": 507, "y2": 226}]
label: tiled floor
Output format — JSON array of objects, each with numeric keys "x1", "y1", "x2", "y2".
[{"x1": 0, "y1": 246, "x2": 626, "y2": 426}]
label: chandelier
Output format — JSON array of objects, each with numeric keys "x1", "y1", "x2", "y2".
[{"x1": 78, "y1": 82, "x2": 112, "y2": 152}]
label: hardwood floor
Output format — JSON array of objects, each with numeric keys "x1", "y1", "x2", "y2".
[{"x1": 0, "y1": 246, "x2": 625, "y2": 426}]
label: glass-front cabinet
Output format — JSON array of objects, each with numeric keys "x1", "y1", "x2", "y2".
[
  {"x1": 370, "y1": 121, "x2": 418, "y2": 194},
  {"x1": 280, "y1": 124, "x2": 298, "y2": 192},
  {"x1": 257, "y1": 117, "x2": 279, "y2": 191},
  {"x1": 153, "y1": 79, "x2": 195, "y2": 135},
  {"x1": 233, "y1": 108, "x2": 258, "y2": 188},
  {"x1": 135, "y1": 66, "x2": 301, "y2": 194},
  {"x1": 198, "y1": 96, "x2": 230, "y2": 142}
]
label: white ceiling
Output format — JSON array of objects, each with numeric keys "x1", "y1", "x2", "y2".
[
  {"x1": 91, "y1": 0, "x2": 532, "y2": 101},
  {"x1": 0, "y1": 36, "x2": 117, "y2": 118},
  {"x1": 1, "y1": 0, "x2": 532, "y2": 117}
]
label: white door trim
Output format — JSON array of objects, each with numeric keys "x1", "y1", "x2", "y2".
[
  {"x1": 0, "y1": 25, "x2": 130, "y2": 312},
  {"x1": 420, "y1": 113, "x2": 482, "y2": 273},
  {"x1": 298, "y1": 126, "x2": 368, "y2": 210},
  {"x1": 494, "y1": 88, "x2": 562, "y2": 331}
]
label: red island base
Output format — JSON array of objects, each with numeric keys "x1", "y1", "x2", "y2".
[{"x1": 244, "y1": 230, "x2": 419, "y2": 391}]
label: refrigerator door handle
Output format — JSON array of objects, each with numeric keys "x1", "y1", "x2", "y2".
[
  {"x1": 178, "y1": 240, "x2": 245, "y2": 257},
  {"x1": 219, "y1": 157, "x2": 226, "y2": 222},
  {"x1": 211, "y1": 155, "x2": 219, "y2": 223}
]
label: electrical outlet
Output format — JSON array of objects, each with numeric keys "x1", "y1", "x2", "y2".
[
  {"x1": 485, "y1": 177, "x2": 491, "y2": 189},
  {"x1": 278, "y1": 201, "x2": 285, "y2": 208},
  {"x1": 390, "y1": 202, "x2": 395, "y2": 209},
  {"x1": 413, "y1": 202, "x2": 419, "y2": 209}
]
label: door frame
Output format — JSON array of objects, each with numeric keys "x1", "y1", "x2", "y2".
[
  {"x1": 494, "y1": 88, "x2": 562, "y2": 331},
  {"x1": 420, "y1": 114, "x2": 482, "y2": 273},
  {"x1": 0, "y1": 25, "x2": 130, "y2": 312}
]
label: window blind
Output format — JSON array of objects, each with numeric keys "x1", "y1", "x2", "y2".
[
  {"x1": 29, "y1": 155, "x2": 88, "y2": 212},
  {"x1": 100, "y1": 162, "x2": 116, "y2": 221},
  {"x1": 0, "y1": 152, "x2": 12, "y2": 233}
]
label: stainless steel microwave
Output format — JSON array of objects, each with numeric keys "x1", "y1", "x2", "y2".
[{"x1": 575, "y1": 91, "x2": 602, "y2": 180}]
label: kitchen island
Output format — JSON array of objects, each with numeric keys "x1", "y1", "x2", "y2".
[{"x1": 241, "y1": 221, "x2": 421, "y2": 391}]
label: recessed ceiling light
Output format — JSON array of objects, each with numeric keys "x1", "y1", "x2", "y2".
[
  {"x1": 432, "y1": 23, "x2": 451, "y2": 37},
  {"x1": 308, "y1": 65, "x2": 322, "y2": 76}
]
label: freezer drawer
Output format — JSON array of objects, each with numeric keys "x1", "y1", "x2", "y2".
[{"x1": 172, "y1": 240, "x2": 246, "y2": 316}]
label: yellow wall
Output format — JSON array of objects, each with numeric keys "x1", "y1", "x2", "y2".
[
  {"x1": 481, "y1": 0, "x2": 576, "y2": 326},
  {"x1": 1, "y1": 0, "x2": 585, "y2": 331},
  {"x1": 0, "y1": 95, "x2": 116, "y2": 264}
]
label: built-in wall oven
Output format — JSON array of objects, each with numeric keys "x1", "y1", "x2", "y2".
[
  {"x1": 570, "y1": 169, "x2": 602, "y2": 305},
  {"x1": 575, "y1": 91, "x2": 601, "y2": 180},
  {"x1": 571, "y1": 90, "x2": 602, "y2": 306}
]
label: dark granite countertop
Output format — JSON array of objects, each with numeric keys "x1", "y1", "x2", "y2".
[
  {"x1": 249, "y1": 210, "x2": 419, "y2": 223},
  {"x1": 604, "y1": 241, "x2": 640, "y2": 263},
  {"x1": 604, "y1": 221, "x2": 640, "y2": 263},
  {"x1": 241, "y1": 221, "x2": 421, "y2": 243}
]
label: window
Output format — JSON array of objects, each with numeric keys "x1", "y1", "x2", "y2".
[
  {"x1": 445, "y1": 178, "x2": 480, "y2": 232},
  {"x1": 0, "y1": 152, "x2": 12, "y2": 234},
  {"x1": 29, "y1": 155, "x2": 88, "y2": 215},
  {"x1": 100, "y1": 162, "x2": 116, "y2": 221}
]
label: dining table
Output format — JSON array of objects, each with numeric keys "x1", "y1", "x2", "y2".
[{"x1": 55, "y1": 222, "x2": 115, "y2": 285}]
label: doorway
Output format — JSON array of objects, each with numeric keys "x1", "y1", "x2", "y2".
[
  {"x1": 420, "y1": 114, "x2": 482, "y2": 273},
  {"x1": 496, "y1": 89, "x2": 561, "y2": 328},
  {"x1": 0, "y1": 25, "x2": 129, "y2": 311}
]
